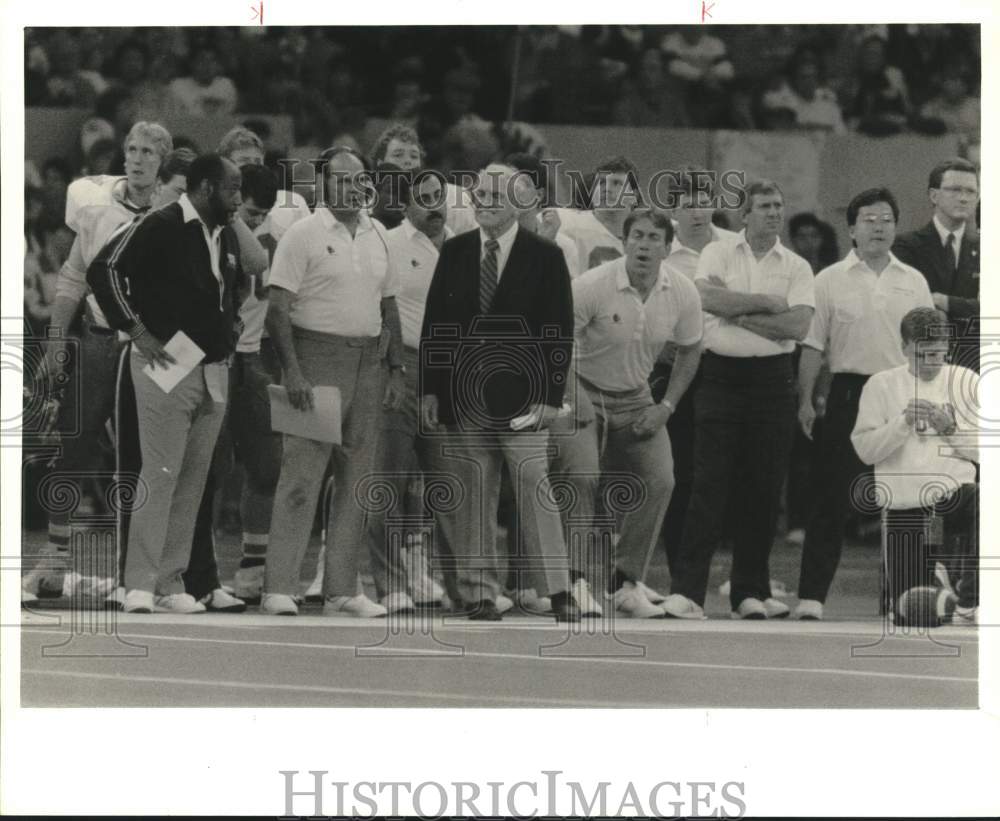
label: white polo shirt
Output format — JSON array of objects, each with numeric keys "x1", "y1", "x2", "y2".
[
  {"x1": 852, "y1": 363, "x2": 978, "y2": 510},
  {"x1": 388, "y1": 218, "x2": 453, "y2": 349},
  {"x1": 695, "y1": 232, "x2": 815, "y2": 357},
  {"x1": 667, "y1": 224, "x2": 740, "y2": 281},
  {"x1": 268, "y1": 208, "x2": 398, "y2": 337},
  {"x1": 804, "y1": 250, "x2": 934, "y2": 375},
  {"x1": 555, "y1": 209, "x2": 625, "y2": 273},
  {"x1": 573, "y1": 257, "x2": 703, "y2": 393}
]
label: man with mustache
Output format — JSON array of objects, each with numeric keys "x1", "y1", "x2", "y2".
[
  {"x1": 794, "y1": 188, "x2": 933, "y2": 621},
  {"x1": 662, "y1": 180, "x2": 815, "y2": 620}
]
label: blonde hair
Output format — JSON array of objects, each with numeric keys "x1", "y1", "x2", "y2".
[{"x1": 123, "y1": 121, "x2": 173, "y2": 161}]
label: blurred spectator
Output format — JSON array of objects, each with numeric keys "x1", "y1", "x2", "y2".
[
  {"x1": 385, "y1": 57, "x2": 427, "y2": 125},
  {"x1": 613, "y1": 48, "x2": 688, "y2": 127},
  {"x1": 845, "y1": 35, "x2": 911, "y2": 136},
  {"x1": 168, "y1": 44, "x2": 238, "y2": 117},
  {"x1": 82, "y1": 138, "x2": 118, "y2": 177},
  {"x1": 887, "y1": 24, "x2": 970, "y2": 108},
  {"x1": 660, "y1": 27, "x2": 734, "y2": 127},
  {"x1": 38, "y1": 158, "x2": 72, "y2": 231},
  {"x1": 39, "y1": 30, "x2": 100, "y2": 108},
  {"x1": 75, "y1": 28, "x2": 110, "y2": 97},
  {"x1": 24, "y1": 187, "x2": 59, "y2": 334},
  {"x1": 919, "y1": 63, "x2": 980, "y2": 146},
  {"x1": 788, "y1": 212, "x2": 840, "y2": 273},
  {"x1": 762, "y1": 50, "x2": 846, "y2": 133},
  {"x1": 110, "y1": 38, "x2": 150, "y2": 92}
]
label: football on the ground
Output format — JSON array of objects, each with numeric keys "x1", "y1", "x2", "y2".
[{"x1": 896, "y1": 585, "x2": 957, "y2": 628}]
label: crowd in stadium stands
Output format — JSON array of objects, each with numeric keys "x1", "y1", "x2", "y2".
[{"x1": 21, "y1": 25, "x2": 981, "y2": 625}]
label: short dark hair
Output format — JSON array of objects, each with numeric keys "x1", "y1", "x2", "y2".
[
  {"x1": 157, "y1": 147, "x2": 196, "y2": 184},
  {"x1": 667, "y1": 168, "x2": 715, "y2": 200},
  {"x1": 789, "y1": 212, "x2": 823, "y2": 235},
  {"x1": 396, "y1": 169, "x2": 446, "y2": 207},
  {"x1": 593, "y1": 154, "x2": 638, "y2": 178},
  {"x1": 900, "y1": 307, "x2": 949, "y2": 346},
  {"x1": 239, "y1": 163, "x2": 278, "y2": 210},
  {"x1": 370, "y1": 123, "x2": 423, "y2": 165},
  {"x1": 505, "y1": 152, "x2": 546, "y2": 191},
  {"x1": 928, "y1": 157, "x2": 978, "y2": 190},
  {"x1": 741, "y1": 179, "x2": 784, "y2": 214},
  {"x1": 622, "y1": 208, "x2": 674, "y2": 245},
  {"x1": 186, "y1": 153, "x2": 230, "y2": 192},
  {"x1": 846, "y1": 187, "x2": 899, "y2": 226}
]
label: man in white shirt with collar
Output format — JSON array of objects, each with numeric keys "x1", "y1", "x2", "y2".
[
  {"x1": 794, "y1": 188, "x2": 933, "y2": 620},
  {"x1": 364, "y1": 169, "x2": 453, "y2": 613},
  {"x1": 262, "y1": 147, "x2": 404, "y2": 618},
  {"x1": 649, "y1": 170, "x2": 740, "y2": 578},
  {"x1": 852, "y1": 307, "x2": 979, "y2": 625},
  {"x1": 552, "y1": 208, "x2": 703, "y2": 617},
  {"x1": 555, "y1": 155, "x2": 640, "y2": 272},
  {"x1": 662, "y1": 179, "x2": 815, "y2": 620}
]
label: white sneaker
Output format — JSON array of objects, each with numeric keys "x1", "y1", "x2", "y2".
[
  {"x1": 304, "y1": 548, "x2": 325, "y2": 601},
  {"x1": 153, "y1": 593, "x2": 206, "y2": 614},
  {"x1": 201, "y1": 588, "x2": 247, "y2": 613},
  {"x1": 405, "y1": 540, "x2": 445, "y2": 606},
  {"x1": 233, "y1": 564, "x2": 265, "y2": 600},
  {"x1": 635, "y1": 580, "x2": 667, "y2": 604},
  {"x1": 794, "y1": 598, "x2": 824, "y2": 621},
  {"x1": 661, "y1": 593, "x2": 706, "y2": 620},
  {"x1": 105, "y1": 586, "x2": 126, "y2": 610},
  {"x1": 381, "y1": 591, "x2": 416, "y2": 614},
  {"x1": 614, "y1": 582, "x2": 665, "y2": 618},
  {"x1": 323, "y1": 594, "x2": 387, "y2": 618},
  {"x1": 951, "y1": 605, "x2": 977, "y2": 626},
  {"x1": 513, "y1": 589, "x2": 552, "y2": 615},
  {"x1": 571, "y1": 578, "x2": 603, "y2": 617},
  {"x1": 261, "y1": 592, "x2": 299, "y2": 615},
  {"x1": 763, "y1": 598, "x2": 790, "y2": 618},
  {"x1": 732, "y1": 598, "x2": 768, "y2": 619},
  {"x1": 495, "y1": 593, "x2": 514, "y2": 615},
  {"x1": 123, "y1": 590, "x2": 154, "y2": 613}
]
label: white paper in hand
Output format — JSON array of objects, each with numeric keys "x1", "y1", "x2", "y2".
[
  {"x1": 268, "y1": 384, "x2": 342, "y2": 444},
  {"x1": 143, "y1": 331, "x2": 205, "y2": 394}
]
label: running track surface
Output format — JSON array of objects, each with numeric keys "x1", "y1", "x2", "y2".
[
  {"x1": 19, "y1": 611, "x2": 977, "y2": 708},
  {"x1": 16, "y1": 531, "x2": 978, "y2": 708}
]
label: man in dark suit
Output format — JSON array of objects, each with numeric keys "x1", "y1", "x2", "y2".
[
  {"x1": 419, "y1": 163, "x2": 581, "y2": 622},
  {"x1": 892, "y1": 157, "x2": 980, "y2": 371}
]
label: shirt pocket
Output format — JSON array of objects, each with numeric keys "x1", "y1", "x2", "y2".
[{"x1": 834, "y1": 293, "x2": 864, "y2": 323}]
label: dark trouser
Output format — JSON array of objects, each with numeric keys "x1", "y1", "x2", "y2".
[
  {"x1": 883, "y1": 483, "x2": 979, "y2": 614},
  {"x1": 797, "y1": 373, "x2": 874, "y2": 603},
  {"x1": 670, "y1": 352, "x2": 796, "y2": 609},
  {"x1": 649, "y1": 361, "x2": 700, "y2": 577}
]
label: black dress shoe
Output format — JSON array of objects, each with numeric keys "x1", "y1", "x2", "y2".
[
  {"x1": 550, "y1": 590, "x2": 581, "y2": 623},
  {"x1": 467, "y1": 599, "x2": 502, "y2": 621}
]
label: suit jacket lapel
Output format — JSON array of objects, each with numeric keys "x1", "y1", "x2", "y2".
[{"x1": 923, "y1": 221, "x2": 953, "y2": 293}]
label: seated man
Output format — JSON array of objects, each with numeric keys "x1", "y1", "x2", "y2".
[{"x1": 851, "y1": 307, "x2": 979, "y2": 625}]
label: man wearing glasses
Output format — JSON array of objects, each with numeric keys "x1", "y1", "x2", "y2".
[
  {"x1": 794, "y1": 188, "x2": 934, "y2": 620},
  {"x1": 892, "y1": 158, "x2": 980, "y2": 372}
]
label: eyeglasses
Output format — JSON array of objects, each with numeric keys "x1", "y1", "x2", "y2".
[
  {"x1": 937, "y1": 186, "x2": 979, "y2": 197},
  {"x1": 858, "y1": 215, "x2": 895, "y2": 225}
]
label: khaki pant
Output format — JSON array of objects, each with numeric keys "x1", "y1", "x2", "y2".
[
  {"x1": 124, "y1": 351, "x2": 227, "y2": 595},
  {"x1": 264, "y1": 330, "x2": 382, "y2": 598}
]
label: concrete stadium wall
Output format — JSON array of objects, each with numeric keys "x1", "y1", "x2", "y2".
[{"x1": 27, "y1": 109, "x2": 959, "y2": 253}]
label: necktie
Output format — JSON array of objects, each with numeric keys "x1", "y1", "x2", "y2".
[
  {"x1": 946, "y1": 232, "x2": 959, "y2": 273},
  {"x1": 479, "y1": 239, "x2": 500, "y2": 313}
]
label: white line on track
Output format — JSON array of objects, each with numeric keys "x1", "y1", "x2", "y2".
[
  {"x1": 20, "y1": 628, "x2": 976, "y2": 684},
  {"x1": 20, "y1": 668, "x2": 672, "y2": 708},
  {"x1": 18, "y1": 610, "x2": 981, "y2": 642}
]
